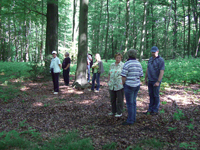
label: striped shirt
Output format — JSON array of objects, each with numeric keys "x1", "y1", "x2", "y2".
[
  {"x1": 121, "y1": 59, "x2": 143, "y2": 87},
  {"x1": 147, "y1": 56, "x2": 165, "y2": 82}
]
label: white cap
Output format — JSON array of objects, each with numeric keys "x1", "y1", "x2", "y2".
[{"x1": 52, "y1": 51, "x2": 57, "y2": 54}]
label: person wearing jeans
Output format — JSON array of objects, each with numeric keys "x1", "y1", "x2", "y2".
[
  {"x1": 121, "y1": 49, "x2": 143, "y2": 125},
  {"x1": 90, "y1": 53, "x2": 104, "y2": 92},
  {"x1": 124, "y1": 84, "x2": 140, "y2": 124},
  {"x1": 144, "y1": 46, "x2": 165, "y2": 115}
]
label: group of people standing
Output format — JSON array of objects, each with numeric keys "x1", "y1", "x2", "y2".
[
  {"x1": 50, "y1": 46, "x2": 165, "y2": 126},
  {"x1": 108, "y1": 46, "x2": 165, "y2": 126}
]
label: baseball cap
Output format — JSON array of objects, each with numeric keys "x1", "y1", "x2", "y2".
[
  {"x1": 151, "y1": 46, "x2": 159, "y2": 52},
  {"x1": 52, "y1": 51, "x2": 57, "y2": 54}
]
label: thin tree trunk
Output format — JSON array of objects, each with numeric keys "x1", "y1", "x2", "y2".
[
  {"x1": 182, "y1": 0, "x2": 186, "y2": 58},
  {"x1": 164, "y1": 1, "x2": 172, "y2": 58},
  {"x1": 173, "y1": 0, "x2": 177, "y2": 58},
  {"x1": 124, "y1": 0, "x2": 130, "y2": 54},
  {"x1": 96, "y1": 0, "x2": 103, "y2": 52},
  {"x1": 72, "y1": 0, "x2": 77, "y2": 42},
  {"x1": 139, "y1": 0, "x2": 147, "y2": 61},
  {"x1": 104, "y1": 0, "x2": 109, "y2": 62},
  {"x1": 188, "y1": 0, "x2": 191, "y2": 57}
]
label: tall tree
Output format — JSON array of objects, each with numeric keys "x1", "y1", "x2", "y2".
[
  {"x1": 139, "y1": 0, "x2": 147, "y2": 61},
  {"x1": 173, "y1": 0, "x2": 177, "y2": 58},
  {"x1": 73, "y1": 0, "x2": 88, "y2": 88},
  {"x1": 188, "y1": 0, "x2": 191, "y2": 57},
  {"x1": 45, "y1": 0, "x2": 58, "y2": 56},
  {"x1": 104, "y1": 0, "x2": 109, "y2": 62},
  {"x1": 124, "y1": 0, "x2": 130, "y2": 53}
]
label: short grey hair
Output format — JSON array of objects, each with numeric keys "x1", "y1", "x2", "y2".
[
  {"x1": 127, "y1": 49, "x2": 137, "y2": 59},
  {"x1": 65, "y1": 52, "x2": 69, "y2": 56}
]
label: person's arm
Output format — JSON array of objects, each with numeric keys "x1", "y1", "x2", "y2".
[
  {"x1": 122, "y1": 76, "x2": 126, "y2": 85},
  {"x1": 64, "y1": 64, "x2": 70, "y2": 70},
  {"x1": 59, "y1": 64, "x2": 62, "y2": 69},
  {"x1": 145, "y1": 68, "x2": 148, "y2": 85},
  {"x1": 154, "y1": 70, "x2": 164, "y2": 86}
]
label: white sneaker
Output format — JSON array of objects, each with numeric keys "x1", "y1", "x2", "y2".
[
  {"x1": 94, "y1": 90, "x2": 99, "y2": 93},
  {"x1": 115, "y1": 113, "x2": 122, "y2": 117},
  {"x1": 54, "y1": 92, "x2": 58, "y2": 95},
  {"x1": 108, "y1": 112, "x2": 115, "y2": 116}
]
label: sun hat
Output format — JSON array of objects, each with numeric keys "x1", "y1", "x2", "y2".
[{"x1": 52, "y1": 51, "x2": 57, "y2": 54}]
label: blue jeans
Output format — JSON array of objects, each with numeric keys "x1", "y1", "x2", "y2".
[
  {"x1": 148, "y1": 81, "x2": 161, "y2": 113},
  {"x1": 91, "y1": 73, "x2": 100, "y2": 91},
  {"x1": 124, "y1": 84, "x2": 140, "y2": 124},
  {"x1": 87, "y1": 65, "x2": 90, "y2": 82}
]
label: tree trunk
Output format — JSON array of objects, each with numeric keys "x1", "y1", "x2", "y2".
[
  {"x1": 96, "y1": 0, "x2": 103, "y2": 53},
  {"x1": 182, "y1": 0, "x2": 186, "y2": 58},
  {"x1": 73, "y1": 0, "x2": 88, "y2": 88},
  {"x1": 188, "y1": 0, "x2": 191, "y2": 57},
  {"x1": 173, "y1": 0, "x2": 177, "y2": 58},
  {"x1": 139, "y1": 0, "x2": 147, "y2": 61},
  {"x1": 151, "y1": 2, "x2": 155, "y2": 46},
  {"x1": 45, "y1": 0, "x2": 58, "y2": 56},
  {"x1": 72, "y1": 0, "x2": 77, "y2": 42},
  {"x1": 164, "y1": 1, "x2": 172, "y2": 58},
  {"x1": 124, "y1": 0, "x2": 130, "y2": 54},
  {"x1": 104, "y1": 0, "x2": 109, "y2": 62}
]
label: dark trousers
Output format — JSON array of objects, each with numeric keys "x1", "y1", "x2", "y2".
[
  {"x1": 91, "y1": 73, "x2": 101, "y2": 91},
  {"x1": 148, "y1": 81, "x2": 161, "y2": 113},
  {"x1": 51, "y1": 69, "x2": 60, "y2": 92},
  {"x1": 63, "y1": 69, "x2": 70, "y2": 85},
  {"x1": 109, "y1": 89, "x2": 124, "y2": 114}
]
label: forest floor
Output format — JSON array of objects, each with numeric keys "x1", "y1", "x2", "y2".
[{"x1": 0, "y1": 75, "x2": 200, "y2": 150}]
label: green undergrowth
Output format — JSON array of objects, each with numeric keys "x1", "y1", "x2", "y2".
[
  {"x1": 0, "y1": 130, "x2": 94, "y2": 150},
  {"x1": 0, "y1": 57, "x2": 200, "y2": 85}
]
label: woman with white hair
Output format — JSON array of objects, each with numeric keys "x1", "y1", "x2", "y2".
[
  {"x1": 62, "y1": 52, "x2": 71, "y2": 86},
  {"x1": 90, "y1": 53, "x2": 104, "y2": 92},
  {"x1": 50, "y1": 51, "x2": 62, "y2": 94}
]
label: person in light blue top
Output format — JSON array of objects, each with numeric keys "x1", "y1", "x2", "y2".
[
  {"x1": 50, "y1": 51, "x2": 62, "y2": 94},
  {"x1": 121, "y1": 49, "x2": 143, "y2": 125}
]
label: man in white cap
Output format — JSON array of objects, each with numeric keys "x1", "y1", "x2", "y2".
[
  {"x1": 50, "y1": 51, "x2": 62, "y2": 94},
  {"x1": 144, "y1": 46, "x2": 165, "y2": 115}
]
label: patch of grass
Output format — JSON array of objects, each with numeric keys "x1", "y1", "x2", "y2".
[
  {"x1": 102, "y1": 142, "x2": 117, "y2": 150},
  {"x1": 0, "y1": 85, "x2": 21, "y2": 103},
  {"x1": 173, "y1": 109, "x2": 185, "y2": 121},
  {"x1": 0, "y1": 130, "x2": 94, "y2": 150},
  {"x1": 128, "y1": 138, "x2": 165, "y2": 150}
]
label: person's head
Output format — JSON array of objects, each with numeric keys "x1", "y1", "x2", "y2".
[
  {"x1": 127, "y1": 49, "x2": 137, "y2": 59},
  {"x1": 95, "y1": 53, "x2": 101, "y2": 61},
  {"x1": 114, "y1": 53, "x2": 122, "y2": 64},
  {"x1": 52, "y1": 51, "x2": 57, "y2": 58},
  {"x1": 65, "y1": 52, "x2": 69, "y2": 57},
  {"x1": 151, "y1": 46, "x2": 159, "y2": 58}
]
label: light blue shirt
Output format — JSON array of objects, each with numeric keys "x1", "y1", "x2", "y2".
[{"x1": 50, "y1": 56, "x2": 61, "y2": 73}]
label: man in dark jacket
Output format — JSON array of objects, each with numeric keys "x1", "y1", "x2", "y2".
[{"x1": 62, "y1": 52, "x2": 71, "y2": 86}]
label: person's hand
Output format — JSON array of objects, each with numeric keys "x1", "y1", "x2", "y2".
[{"x1": 154, "y1": 81, "x2": 160, "y2": 87}]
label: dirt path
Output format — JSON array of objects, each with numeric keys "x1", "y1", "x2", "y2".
[{"x1": 0, "y1": 76, "x2": 200, "y2": 149}]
